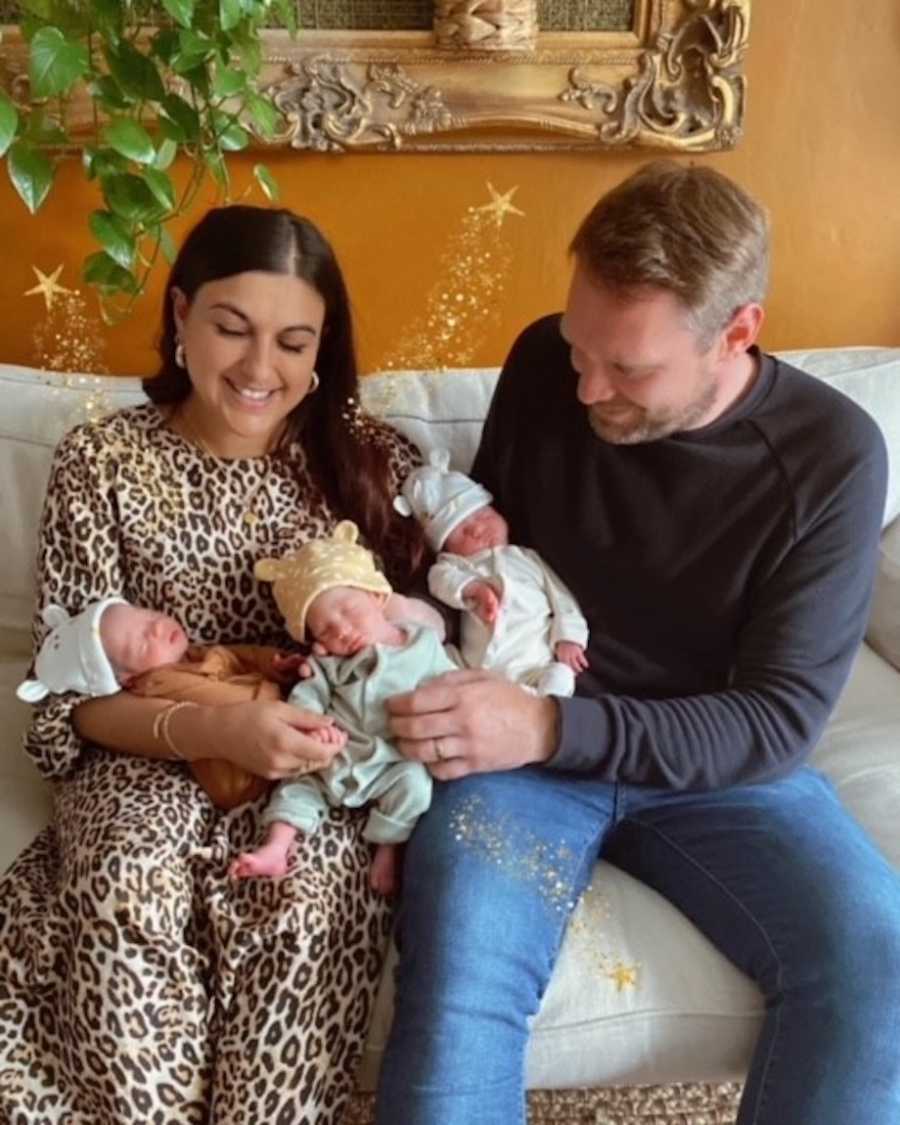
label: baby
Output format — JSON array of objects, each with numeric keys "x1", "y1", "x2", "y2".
[
  {"x1": 396, "y1": 451, "x2": 589, "y2": 696},
  {"x1": 230, "y1": 520, "x2": 457, "y2": 895},
  {"x1": 16, "y1": 599, "x2": 312, "y2": 808}
]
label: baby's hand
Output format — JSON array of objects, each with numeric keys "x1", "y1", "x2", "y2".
[
  {"x1": 465, "y1": 581, "x2": 500, "y2": 624},
  {"x1": 309, "y1": 724, "x2": 348, "y2": 747},
  {"x1": 271, "y1": 650, "x2": 313, "y2": 682},
  {"x1": 554, "y1": 641, "x2": 589, "y2": 673}
]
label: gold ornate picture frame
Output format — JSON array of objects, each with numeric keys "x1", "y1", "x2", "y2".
[{"x1": 263, "y1": 0, "x2": 751, "y2": 153}]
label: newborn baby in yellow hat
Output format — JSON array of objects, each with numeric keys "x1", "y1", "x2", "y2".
[{"x1": 230, "y1": 520, "x2": 455, "y2": 895}]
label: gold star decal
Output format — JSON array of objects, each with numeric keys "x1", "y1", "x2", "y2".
[
  {"x1": 606, "y1": 961, "x2": 640, "y2": 991},
  {"x1": 475, "y1": 182, "x2": 525, "y2": 227},
  {"x1": 25, "y1": 264, "x2": 73, "y2": 312}
]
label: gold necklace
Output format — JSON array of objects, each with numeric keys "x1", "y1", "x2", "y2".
[{"x1": 174, "y1": 406, "x2": 275, "y2": 531}]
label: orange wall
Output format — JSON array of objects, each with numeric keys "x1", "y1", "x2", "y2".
[{"x1": 1, "y1": 0, "x2": 898, "y2": 376}]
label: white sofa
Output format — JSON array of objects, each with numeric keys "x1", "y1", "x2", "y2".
[{"x1": 2, "y1": 351, "x2": 900, "y2": 1122}]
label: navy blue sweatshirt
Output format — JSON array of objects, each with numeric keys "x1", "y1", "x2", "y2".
[{"x1": 470, "y1": 316, "x2": 888, "y2": 790}]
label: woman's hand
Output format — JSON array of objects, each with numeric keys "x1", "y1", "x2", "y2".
[{"x1": 174, "y1": 700, "x2": 343, "y2": 780}]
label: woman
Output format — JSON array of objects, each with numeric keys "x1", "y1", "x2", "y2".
[{"x1": 0, "y1": 206, "x2": 427, "y2": 1122}]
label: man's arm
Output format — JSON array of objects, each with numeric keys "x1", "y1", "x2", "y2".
[
  {"x1": 392, "y1": 437, "x2": 887, "y2": 788},
  {"x1": 392, "y1": 322, "x2": 889, "y2": 788}
]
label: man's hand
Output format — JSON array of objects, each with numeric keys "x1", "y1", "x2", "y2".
[
  {"x1": 464, "y1": 580, "x2": 501, "y2": 624},
  {"x1": 554, "y1": 641, "x2": 588, "y2": 673},
  {"x1": 387, "y1": 668, "x2": 559, "y2": 780}
]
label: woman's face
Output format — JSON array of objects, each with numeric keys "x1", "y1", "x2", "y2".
[{"x1": 173, "y1": 270, "x2": 326, "y2": 454}]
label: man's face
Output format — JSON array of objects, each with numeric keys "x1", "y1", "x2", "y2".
[{"x1": 559, "y1": 265, "x2": 725, "y2": 445}]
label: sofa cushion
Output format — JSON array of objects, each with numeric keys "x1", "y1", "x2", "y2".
[
  {"x1": 0, "y1": 652, "x2": 52, "y2": 872},
  {"x1": 0, "y1": 366, "x2": 144, "y2": 634},
  {"x1": 776, "y1": 348, "x2": 900, "y2": 526},
  {"x1": 867, "y1": 518, "x2": 900, "y2": 673}
]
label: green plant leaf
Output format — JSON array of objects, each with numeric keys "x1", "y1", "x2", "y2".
[
  {"x1": 21, "y1": 2, "x2": 88, "y2": 37},
  {"x1": 150, "y1": 223, "x2": 178, "y2": 265},
  {"x1": 90, "y1": 74, "x2": 133, "y2": 111},
  {"x1": 151, "y1": 28, "x2": 180, "y2": 66},
  {"x1": 90, "y1": 0, "x2": 124, "y2": 44},
  {"x1": 273, "y1": 0, "x2": 298, "y2": 34},
  {"x1": 83, "y1": 145, "x2": 128, "y2": 181},
  {"x1": 246, "y1": 92, "x2": 279, "y2": 138},
  {"x1": 83, "y1": 250, "x2": 140, "y2": 294},
  {"x1": 212, "y1": 64, "x2": 246, "y2": 99},
  {"x1": 142, "y1": 167, "x2": 176, "y2": 212},
  {"x1": 105, "y1": 40, "x2": 166, "y2": 103},
  {"x1": 228, "y1": 26, "x2": 262, "y2": 76},
  {"x1": 172, "y1": 29, "x2": 215, "y2": 73},
  {"x1": 7, "y1": 140, "x2": 54, "y2": 212},
  {"x1": 178, "y1": 63, "x2": 211, "y2": 98},
  {"x1": 216, "y1": 120, "x2": 249, "y2": 152},
  {"x1": 161, "y1": 0, "x2": 195, "y2": 30},
  {"x1": 102, "y1": 118, "x2": 156, "y2": 165},
  {"x1": 89, "y1": 209, "x2": 136, "y2": 269},
  {"x1": 29, "y1": 26, "x2": 90, "y2": 99},
  {"x1": 0, "y1": 93, "x2": 19, "y2": 158},
  {"x1": 22, "y1": 108, "x2": 67, "y2": 146},
  {"x1": 101, "y1": 171, "x2": 164, "y2": 223},
  {"x1": 204, "y1": 148, "x2": 229, "y2": 194},
  {"x1": 160, "y1": 93, "x2": 201, "y2": 142},
  {"x1": 220, "y1": 0, "x2": 243, "y2": 32},
  {"x1": 253, "y1": 162, "x2": 278, "y2": 202},
  {"x1": 153, "y1": 137, "x2": 178, "y2": 170}
]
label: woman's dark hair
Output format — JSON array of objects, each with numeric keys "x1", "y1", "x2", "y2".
[{"x1": 143, "y1": 204, "x2": 427, "y2": 586}]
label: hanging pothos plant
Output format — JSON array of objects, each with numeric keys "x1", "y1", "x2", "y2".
[{"x1": 0, "y1": 0, "x2": 296, "y2": 314}]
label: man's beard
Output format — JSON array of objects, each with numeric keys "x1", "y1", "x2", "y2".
[{"x1": 587, "y1": 371, "x2": 719, "y2": 445}]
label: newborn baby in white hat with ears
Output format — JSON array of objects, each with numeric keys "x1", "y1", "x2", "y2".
[
  {"x1": 16, "y1": 599, "x2": 188, "y2": 703},
  {"x1": 395, "y1": 451, "x2": 589, "y2": 697}
]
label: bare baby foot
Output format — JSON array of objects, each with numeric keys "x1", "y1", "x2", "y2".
[
  {"x1": 369, "y1": 843, "x2": 400, "y2": 896},
  {"x1": 229, "y1": 843, "x2": 291, "y2": 879}
]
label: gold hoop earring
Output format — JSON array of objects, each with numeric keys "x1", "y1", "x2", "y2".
[
  {"x1": 175, "y1": 340, "x2": 186, "y2": 369},
  {"x1": 309, "y1": 371, "x2": 320, "y2": 393}
]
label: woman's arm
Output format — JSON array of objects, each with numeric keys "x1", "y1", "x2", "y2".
[
  {"x1": 24, "y1": 423, "x2": 127, "y2": 777},
  {"x1": 75, "y1": 691, "x2": 342, "y2": 779}
]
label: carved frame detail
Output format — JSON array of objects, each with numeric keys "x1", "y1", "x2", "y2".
[
  {"x1": 0, "y1": 0, "x2": 750, "y2": 154},
  {"x1": 263, "y1": 0, "x2": 751, "y2": 153}
]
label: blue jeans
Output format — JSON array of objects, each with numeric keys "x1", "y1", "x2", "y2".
[{"x1": 375, "y1": 766, "x2": 900, "y2": 1125}]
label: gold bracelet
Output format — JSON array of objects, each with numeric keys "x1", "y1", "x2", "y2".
[{"x1": 154, "y1": 701, "x2": 197, "y2": 761}]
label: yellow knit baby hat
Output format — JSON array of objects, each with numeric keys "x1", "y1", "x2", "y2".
[{"x1": 255, "y1": 520, "x2": 393, "y2": 642}]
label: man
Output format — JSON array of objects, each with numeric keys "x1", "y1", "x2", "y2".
[{"x1": 375, "y1": 162, "x2": 900, "y2": 1124}]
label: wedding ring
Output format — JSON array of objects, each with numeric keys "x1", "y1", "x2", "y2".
[{"x1": 433, "y1": 738, "x2": 447, "y2": 762}]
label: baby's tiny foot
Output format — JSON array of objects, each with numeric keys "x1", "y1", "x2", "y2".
[
  {"x1": 229, "y1": 845, "x2": 290, "y2": 880},
  {"x1": 369, "y1": 845, "x2": 399, "y2": 896}
]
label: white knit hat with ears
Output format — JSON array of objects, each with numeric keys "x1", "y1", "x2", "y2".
[
  {"x1": 16, "y1": 598, "x2": 130, "y2": 704},
  {"x1": 394, "y1": 450, "x2": 494, "y2": 552}
]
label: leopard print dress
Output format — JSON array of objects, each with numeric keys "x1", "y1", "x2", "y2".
[{"x1": 0, "y1": 403, "x2": 419, "y2": 1124}]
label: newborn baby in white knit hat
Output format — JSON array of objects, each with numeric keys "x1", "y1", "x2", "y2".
[
  {"x1": 16, "y1": 598, "x2": 189, "y2": 703},
  {"x1": 396, "y1": 451, "x2": 589, "y2": 697}
]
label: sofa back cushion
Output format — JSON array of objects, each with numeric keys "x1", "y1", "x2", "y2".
[{"x1": 1, "y1": 347, "x2": 898, "y2": 639}]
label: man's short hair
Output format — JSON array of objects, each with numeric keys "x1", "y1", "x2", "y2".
[{"x1": 570, "y1": 161, "x2": 769, "y2": 346}]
